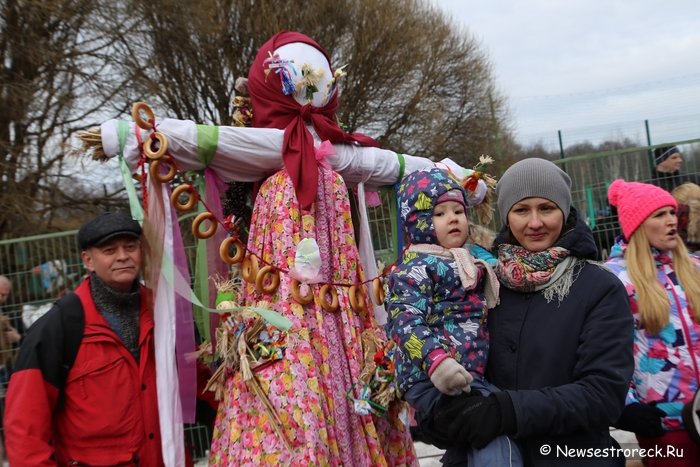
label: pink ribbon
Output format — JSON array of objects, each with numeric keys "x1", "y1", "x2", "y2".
[
  {"x1": 365, "y1": 191, "x2": 381, "y2": 208},
  {"x1": 204, "y1": 169, "x2": 229, "y2": 342},
  {"x1": 315, "y1": 140, "x2": 335, "y2": 170}
]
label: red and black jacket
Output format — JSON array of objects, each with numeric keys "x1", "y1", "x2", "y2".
[{"x1": 4, "y1": 278, "x2": 164, "y2": 466}]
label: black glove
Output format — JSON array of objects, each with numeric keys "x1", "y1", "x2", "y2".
[
  {"x1": 432, "y1": 392, "x2": 516, "y2": 449},
  {"x1": 614, "y1": 402, "x2": 665, "y2": 437},
  {"x1": 413, "y1": 393, "x2": 474, "y2": 449},
  {"x1": 682, "y1": 398, "x2": 700, "y2": 445},
  {"x1": 457, "y1": 394, "x2": 502, "y2": 449},
  {"x1": 410, "y1": 414, "x2": 453, "y2": 450}
]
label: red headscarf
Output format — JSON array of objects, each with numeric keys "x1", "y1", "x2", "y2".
[{"x1": 247, "y1": 31, "x2": 378, "y2": 210}]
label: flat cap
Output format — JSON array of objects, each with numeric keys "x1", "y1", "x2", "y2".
[{"x1": 78, "y1": 212, "x2": 141, "y2": 250}]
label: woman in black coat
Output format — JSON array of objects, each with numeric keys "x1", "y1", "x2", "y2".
[{"x1": 423, "y1": 158, "x2": 635, "y2": 466}]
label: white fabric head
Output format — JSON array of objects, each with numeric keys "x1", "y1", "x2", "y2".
[{"x1": 274, "y1": 42, "x2": 334, "y2": 108}]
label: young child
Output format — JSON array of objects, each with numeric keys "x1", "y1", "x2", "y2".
[{"x1": 385, "y1": 167, "x2": 521, "y2": 466}]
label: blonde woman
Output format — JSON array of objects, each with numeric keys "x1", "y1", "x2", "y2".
[{"x1": 606, "y1": 179, "x2": 700, "y2": 466}]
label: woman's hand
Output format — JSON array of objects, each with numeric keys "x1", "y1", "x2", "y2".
[
  {"x1": 613, "y1": 402, "x2": 665, "y2": 437},
  {"x1": 430, "y1": 391, "x2": 516, "y2": 448},
  {"x1": 5, "y1": 325, "x2": 21, "y2": 344}
]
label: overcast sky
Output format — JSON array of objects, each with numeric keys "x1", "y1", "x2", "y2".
[{"x1": 435, "y1": 0, "x2": 700, "y2": 147}]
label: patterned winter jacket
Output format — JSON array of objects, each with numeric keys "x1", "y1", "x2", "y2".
[
  {"x1": 606, "y1": 241, "x2": 700, "y2": 430},
  {"x1": 385, "y1": 168, "x2": 496, "y2": 396}
]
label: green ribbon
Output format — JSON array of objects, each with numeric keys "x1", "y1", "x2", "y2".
[
  {"x1": 380, "y1": 186, "x2": 400, "y2": 263},
  {"x1": 191, "y1": 176, "x2": 210, "y2": 341},
  {"x1": 117, "y1": 120, "x2": 144, "y2": 222},
  {"x1": 396, "y1": 152, "x2": 406, "y2": 182},
  {"x1": 391, "y1": 153, "x2": 406, "y2": 260},
  {"x1": 196, "y1": 124, "x2": 219, "y2": 168},
  {"x1": 217, "y1": 306, "x2": 293, "y2": 331},
  {"x1": 158, "y1": 247, "x2": 292, "y2": 331},
  {"x1": 190, "y1": 125, "x2": 219, "y2": 339}
]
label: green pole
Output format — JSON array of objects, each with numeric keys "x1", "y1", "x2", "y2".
[
  {"x1": 488, "y1": 92, "x2": 502, "y2": 159},
  {"x1": 558, "y1": 130, "x2": 567, "y2": 171},
  {"x1": 645, "y1": 119, "x2": 655, "y2": 171}
]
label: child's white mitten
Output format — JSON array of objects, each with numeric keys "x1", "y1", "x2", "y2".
[{"x1": 430, "y1": 357, "x2": 473, "y2": 395}]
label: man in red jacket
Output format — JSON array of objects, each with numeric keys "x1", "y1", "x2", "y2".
[{"x1": 4, "y1": 212, "x2": 164, "y2": 466}]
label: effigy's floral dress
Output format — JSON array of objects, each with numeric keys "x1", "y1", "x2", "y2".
[{"x1": 209, "y1": 167, "x2": 417, "y2": 466}]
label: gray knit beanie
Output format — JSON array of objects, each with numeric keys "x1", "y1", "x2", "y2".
[{"x1": 496, "y1": 158, "x2": 572, "y2": 221}]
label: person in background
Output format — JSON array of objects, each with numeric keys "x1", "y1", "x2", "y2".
[
  {"x1": 0, "y1": 275, "x2": 21, "y2": 465},
  {"x1": 0, "y1": 275, "x2": 22, "y2": 353},
  {"x1": 651, "y1": 145, "x2": 700, "y2": 193},
  {"x1": 671, "y1": 182, "x2": 700, "y2": 254},
  {"x1": 591, "y1": 206, "x2": 621, "y2": 260},
  {"x1": 0, "y1": 276, "x2": 13, "y2": 312},
  {"x1": 385, "y1": 167, "x2": 521, "y2": 466},
  {"x1": 3, "y1": 212, "x2": 164, "y2": 466},
  {"x1": 605, "y1": 179, "x2": 700, "y2": 466},
  {"x1": 421, "y1": 158, "x2": 634, "y2": 466}
]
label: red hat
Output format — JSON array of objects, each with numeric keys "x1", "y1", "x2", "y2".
[
  {"x1": 246, "y1": 31, "x2": 378, "y2": 210},
  {"x1": 607, "y1": 179, "x2": 678, "y2": 239}
]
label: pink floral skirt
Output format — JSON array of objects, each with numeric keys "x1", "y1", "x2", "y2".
[{"x1": 209, "y1": 169, "x2": 416, "y2": 466}]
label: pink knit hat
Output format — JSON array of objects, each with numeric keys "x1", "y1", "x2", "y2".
[
  {"x1": 435, "y1": 189, "x2": 467, "y2": 209},
  {"x1": 607, "y1": 179, "x2": 678, "y2": 239}
]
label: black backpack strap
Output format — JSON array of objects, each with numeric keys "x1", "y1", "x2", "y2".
[{"x1": 54, "y1": 292, "x2": 85, "y2": 410}]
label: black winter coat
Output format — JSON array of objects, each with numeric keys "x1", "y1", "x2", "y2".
[
  {"x1": 650, "y1": 168, "x2": 700, "y2": 193},
  {"x1": 487, "y1": 208, "x2": 635, "y2": 466}
]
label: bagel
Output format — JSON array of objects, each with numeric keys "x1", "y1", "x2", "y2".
[
  {"x1": 358, "y1": 268, "x2": 367, "y2": 282},
  {"x1": 290, "y1": 279, "x2": 314, "y2": 305},
  {"x1": 219, "y1": 237, "x2": 245, "y2": 265},
  {"x1": 372, "y1": 277, "x2": 385, "y2": 305},
  {"x1": 192, "y1": 211, "x2": 217, "y2": 239},
  {"x1": 318, "y1": 284, "x2": 339, "y2": 312},
  {"x1": 241, "y1": 254, "x2": 259, "y2": 284},
  {"x1": 131, "y1": 102, "x2": 154, "y2": 130},
  {"x1": 143, "y1": 132, "x2": 168, "y2": 160},
  {"x1": 171, "y1": 184, "x2": 198, "y2": 212},
  {"x1": 255, "y1": 265, "x2": 280, "y2": 295},
  {"x1": 149, "y1": 155, "x2": 176, "y2": 183},
  {"x1": 348, "y1": 285, "x2": 366, "y2": 313}
]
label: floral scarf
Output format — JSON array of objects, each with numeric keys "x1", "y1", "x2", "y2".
[{"x1": 496, "y1": 244, "x2": 577, "y2": 302}]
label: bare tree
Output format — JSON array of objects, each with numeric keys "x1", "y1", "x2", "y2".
[
  {"x1": 1, "y1": 0, "x2": 513, "y2": 237},
  {"x1": 0, "y1": 0, "x2": 138, "y2": 237},
  {"x1": 336, "y1": 0, "x2": 510, "y2": 167},
  {"x1": 112, "y1": 0, "x2": 511, "y2": 168}
]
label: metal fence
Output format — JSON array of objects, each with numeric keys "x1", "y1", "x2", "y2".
[
  {"x1": 519, "y1": 113, "x2": 700, "y2": 156},
  {"x1": 0, "y1": 230, "x2": 84, "y2": 393},
  {"x1": 184, "y1": 423, "x2": 211, "y2": 462},
  {"x1": 553, "y1": 138, "x2": 700, "y2": 258},
  {"x1": 0, "y1": 230, "x2": 82, "y2": 307}
]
